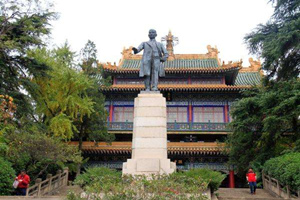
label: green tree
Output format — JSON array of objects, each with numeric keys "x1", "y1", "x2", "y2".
[
  {"x1": 244, "y1": 0, "x2": 300, "y2": 81},
  {"x1": 226, "y1": 80, "x2": 300, "y2": 177},
  {"x1": 4, "y1": 130, "x2": 82, "y2": 180},
  {"x1": 0, "y1": 157, "x2": 15, "y2": 195},
  {"x1": 28, "y1": 45, "x2": 94, "y2": 140},
  {"x1": 228, "y1": 0, "x2": 300, "y2": 181},
  {"x1": 0, "y1": 0, "x2": 56, "y2": 119},
  {"x1": 75, "y1": 40, "x2": 114, "y2": 151},
  {"x1": 74, "y1": 41, "x2": 114, "y2": 175}
]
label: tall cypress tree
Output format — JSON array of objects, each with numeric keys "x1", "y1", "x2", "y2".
[
  {"x1": 245, "y1": 0, "x2": 300, "y2": 81},
  {"x1": 227, "y1": 0, "x2": 300, "y2": 179},
  {"x1": 0, "y1": 0, "x2": 56, "y2": 119}
]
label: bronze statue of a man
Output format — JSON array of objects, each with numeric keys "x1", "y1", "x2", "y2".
[{"x1": 132, "y1": 29, "x2": 168, "y2": 91}]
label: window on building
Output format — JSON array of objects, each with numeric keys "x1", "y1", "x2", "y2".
[
  {"x1": 113, "y1": 106, "x2": 134, "y2": 122},
  {"x1": 167, "y1": 107, "x2": 188, "y2": 122},
  {"x1": 193, "y1": 107, "x2": 224, "y2": 123}
]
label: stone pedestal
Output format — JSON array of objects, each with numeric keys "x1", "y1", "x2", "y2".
[{"x1": 122, "y1": 92, "x2": 176, "y2": 175}]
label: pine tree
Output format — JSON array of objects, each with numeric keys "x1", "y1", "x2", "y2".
[
  {"x1": 245, "y1": 0, "x2": 300, "y2": 81},
  {"x1": 0, "y1": 0, "x2": 56, "y2": 119}
]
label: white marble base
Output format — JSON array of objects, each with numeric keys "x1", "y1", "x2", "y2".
[{"x1": 122, "y1": 92, "x2": 176, "y2": 175}]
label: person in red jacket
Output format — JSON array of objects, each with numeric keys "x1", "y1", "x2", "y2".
[
  {"x1": 246, "y1": 168, "x2": 257, "y2": 194},
  {"x1": 15, "y1": 170, "x2": 30, "y2": 196}
]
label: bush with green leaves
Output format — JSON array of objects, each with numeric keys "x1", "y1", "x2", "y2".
[
  {"x1": 71, "y1": 167, "x2": 225, "y2": 199},
  {"x1": 183, "y1": 169, "x2": 226, "y2": 192},
  {"x1": 264, "y1": 153, "x2": 300, "y2": 191},
  {"x1": 0, "y1": 157, "x2": 16, "y2": 195},
  {"x1": 74, "y1": 167, "x2": 121, "y2": 188}
]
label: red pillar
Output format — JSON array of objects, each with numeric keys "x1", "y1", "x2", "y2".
[
  {"x1": 226, "y1": 105, "x2": 230, "y2": 122},
  {"x1": 109, "y1": 104, "x2": 113, "y2": 122},
  {"x1": 229, "y1": 170, "x2": 235, "y2": 188},
  {"x1": 224, "y1": 105, "x2": 228, "y2": 123},
  {"x1": 189, "y1": 104, "x2": 192, "y2": 122}
]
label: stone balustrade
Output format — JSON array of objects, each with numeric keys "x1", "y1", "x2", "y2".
[
  {"x1": 262, "y1": 171, "x2": 300, "y2": 199},
  {"x1": 26, "y1": 168, "x2": 69, "y2": 197}
]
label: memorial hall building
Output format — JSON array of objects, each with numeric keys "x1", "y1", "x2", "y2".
[{"x1": 73, "y1": 31, "x2": 262, "y2": 187}]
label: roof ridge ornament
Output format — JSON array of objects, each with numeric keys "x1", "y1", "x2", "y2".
[
  {"x1": 240, "y1": 58, "x2": 261, "y2": 72},
  {"x1": 248, "y1": 58, "x2": 261, "y2": 71},
  {"x1": 206, "y1": 45, "x2": 220, "y2": 65},
  {"x1": 206, "y1": 45, "x2": 219, "y2": 57},
  {"x1": 122, "y1": 46, "x2": 133, "y2": 58}
]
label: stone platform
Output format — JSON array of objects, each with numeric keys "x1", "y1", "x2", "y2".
[{"x1": 122, "y1": 92, "x2": 176, "y2": 175}]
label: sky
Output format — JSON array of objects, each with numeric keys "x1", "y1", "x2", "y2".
[{"x1": 50, "y1": 0, "x2": 274, "y2": 66}]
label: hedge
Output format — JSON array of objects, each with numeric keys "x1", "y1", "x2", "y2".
[
  {"x1": 71, "y1": 167, "x2": 225, "y2": 199},
  {"x1": 263, "y1": 152, "x2": 300, "y2": 191}
]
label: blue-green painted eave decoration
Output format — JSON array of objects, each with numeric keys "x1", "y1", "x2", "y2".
[{"x1": 121, "y1": 58, "x2": 220, "y2": 69}]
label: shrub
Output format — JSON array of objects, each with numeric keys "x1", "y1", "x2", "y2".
[
  {"x1": 183, "y1": 168, "x2": 226, "y2": 192},
  {"x1": 74, "y1": 167, "x2": 121, "y2": 187},
  {"x1": 0, "y1": 157, "x2": 16, "y2": 195},
  {"x1": 264, "y1": 153, "x2": 300, "y2": 191},
  {"x1": 71, "y1": 167, "x2": 226, "y2": 199}
]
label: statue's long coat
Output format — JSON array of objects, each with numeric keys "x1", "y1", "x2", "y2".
[{"x1": 136, "y1": 40, "x2": 168, "y2": 77}]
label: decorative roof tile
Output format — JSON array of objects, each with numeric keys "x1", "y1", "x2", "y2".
[
  {"x1": 103, "y1": 63, "x2": 241, "y2": 74},
  {"x1": 235, "y1": 72, "x2": 261, "y2": 86},
  {"x1": 122, "y1": 58, "x2": 220, "y2": 69}
]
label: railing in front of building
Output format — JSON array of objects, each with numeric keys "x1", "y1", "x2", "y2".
[{"x1": 107, "y1": 121, "x2": 230, "y2": 132}]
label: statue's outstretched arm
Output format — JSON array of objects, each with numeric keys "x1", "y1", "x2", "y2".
[{"x1": 133, "y1": 42, "x2": 144, "y2": 54}]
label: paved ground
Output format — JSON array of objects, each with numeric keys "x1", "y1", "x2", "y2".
[
  {"x1": 0, "y1": 186, "x2": 82, "y2": 200},
  {"x1": 0, "y1": 197, "x2": 62, "y2": 200},
  {"x1": 216, "y1": 188, "x2": 282, "y2": 200},
  {"x1": 52, "y1": 185, "x2": 82, "y2": 197},
  {"x1": 0, "y1": 187, "x2": 286, "y2": 200}
]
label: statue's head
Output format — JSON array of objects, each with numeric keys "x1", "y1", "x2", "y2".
[{"x1": 148, "y1": 29, "x2": 157, "y2": 40}]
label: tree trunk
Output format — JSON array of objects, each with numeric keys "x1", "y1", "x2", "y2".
[{"x1": 76, "y1": 124, "x2": 84, "y2": 177}]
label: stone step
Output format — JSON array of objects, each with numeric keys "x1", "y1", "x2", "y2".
[
  {"x1": 216, "y1": 188, "x2": 282, "y2": 200},
  {"x1": 52, "y1": 185, "x2": 82, "y2": 196},
  {"x1": 0, "y1": 186, "x2": 82, "y2": 200}
]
